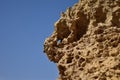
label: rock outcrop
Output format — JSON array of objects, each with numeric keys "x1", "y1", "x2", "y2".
[{"x1": 44, "y1": 0, "x2": 120, "y2": 80}]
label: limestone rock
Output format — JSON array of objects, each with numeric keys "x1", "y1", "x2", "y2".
[{"x1": 44, "y1": 0, "x2": 120, "y2": 80}]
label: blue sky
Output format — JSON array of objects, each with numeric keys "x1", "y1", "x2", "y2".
[{"x1": 0, "y1": 0, "x2": 78, "y2": 80}]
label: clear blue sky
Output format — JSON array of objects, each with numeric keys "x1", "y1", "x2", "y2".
[{"x1": 0, "y1": 0, "x2": 78, "y2": 80}]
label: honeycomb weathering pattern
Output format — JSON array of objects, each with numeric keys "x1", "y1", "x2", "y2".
[{"x1": 44, "y1": 0, "x2": 120, "y2": 80}]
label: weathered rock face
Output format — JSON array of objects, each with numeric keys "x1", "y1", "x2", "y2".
[{"x1": 44, "y1": 0, "x2": 120, "y2": 80}]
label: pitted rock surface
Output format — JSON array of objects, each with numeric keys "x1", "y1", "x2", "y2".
[{"x1": 44, "y1": 0, "x2": 120, "y2": 80}]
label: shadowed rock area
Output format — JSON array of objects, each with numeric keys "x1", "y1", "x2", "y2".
[{"x1": 44, "y1": 0, "x2": 120, "y2": 80}]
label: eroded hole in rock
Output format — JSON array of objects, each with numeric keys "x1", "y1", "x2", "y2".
[
  {"x1": 55, "y1": 11, "x2": 90, "y2": 45},
  {"x1": 95, "y1": 6, "x2": 106, "y2": 23},
  {"x1": 79, "y1": 57, "x2": 86, "y2": 63},
  {"x1": 79, "y1": 67, "x2": 84, "y2": 71},
  {"x1": 58, "y1": 65, "x2": 66, "y2": 75},
  {"x1": 66, "y1": 56, "x2": 73, "y2": 63},
  {"x1": 112, "y1": 9, "x2": 120, "y2": 27},
  {"x1": 57, "y1": 40, "x2": 62, "y2": 44},
  {"x1": 76, "y1": 47, "x2": 80, "y2": 50},
  {"x1": 75, "y1": 55, "x2": 79, "y2": 59},
  {"x1": 56, "y1": 19, "x2": 71, "y2": 44},
  {"x1": 74, "y1": 14, "x2": 90, "y2": 42}
]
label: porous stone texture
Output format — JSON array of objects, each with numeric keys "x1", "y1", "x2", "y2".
[{"x1": 44, "y1": 0, "x2": 120, "y2": 80}]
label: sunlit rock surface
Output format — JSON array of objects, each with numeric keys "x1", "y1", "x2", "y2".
[{"x1": 44, "y1": 0, "x2": 120, "y2": 80}]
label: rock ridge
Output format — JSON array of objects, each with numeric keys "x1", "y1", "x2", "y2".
[{"x1": 44, "y1": 0, "x2": 120, "y2": 80}]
